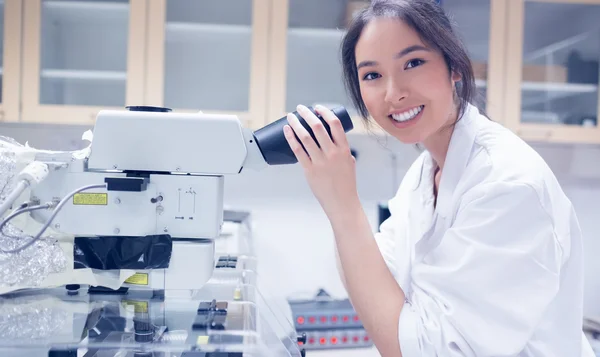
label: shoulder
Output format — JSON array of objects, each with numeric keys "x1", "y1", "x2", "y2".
[
  {"x1": 460, "y1": 115, "x2": 565, "y2": 207},
  {"x1": 454, "y1": 114, "x2": 577, "y2": 254}
]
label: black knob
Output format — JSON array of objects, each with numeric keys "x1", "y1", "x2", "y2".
[
  {"x1": 300, "y1": 348, "x2": 306, "y2": 357},
  {"x1": 126, "y1": 106, "x2": 172, "y2": 113},
  {"x1": 65, "y1": 284, "x2": 80, "y2": 295},
  {"x1": 298, "y1": 333, "x2": 307, "y2": 344}
]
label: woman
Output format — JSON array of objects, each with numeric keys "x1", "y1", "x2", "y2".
[{"x1": 283, "y1": 0, "x2": 594, "y2": 356}]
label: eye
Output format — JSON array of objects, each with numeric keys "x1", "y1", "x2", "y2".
[
  {"x1": 406, "y1": 59, "x2": 425, "y2": 69},
  {"x1": 362, "y1": 72, "x2": 381, "y2": 81}
]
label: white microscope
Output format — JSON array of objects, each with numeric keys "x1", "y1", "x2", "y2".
[{"x1": 0, "y1": 105, "x2": 353, "y2": 292}]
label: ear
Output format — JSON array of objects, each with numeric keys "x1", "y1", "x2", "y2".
[{"x1": 451, "y1": 71, "x2": 462, "y2": 84}]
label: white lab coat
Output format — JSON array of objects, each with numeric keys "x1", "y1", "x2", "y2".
[{"x1": 375, "y1": 103, "x2": 595, "y2": 356}]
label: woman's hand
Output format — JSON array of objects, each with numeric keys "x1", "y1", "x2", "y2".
[{"x1": 283, "y1": 104, "x2": 360, "y2": 218}]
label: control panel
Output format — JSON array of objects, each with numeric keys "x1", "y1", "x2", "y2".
[{"x1": 288, "y1": 289, "x2": 373, "y2": 350}]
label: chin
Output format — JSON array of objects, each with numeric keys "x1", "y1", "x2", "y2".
[
  {"x1": 379, "y1": 125, "x2": 428, "y2": 145},
  {"x1": 392, "y1": 133, "x2": 425, "y2": 145}
]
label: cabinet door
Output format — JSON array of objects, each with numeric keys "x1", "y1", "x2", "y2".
[
  {"x1": 505, "y1": 0, "x2": 600, "y2": 144},
  {"x1": 145, "y1": 0, "x2": 269, "y2": 129},
  {"x1": 21, "y1": 0, "x2": 147, "y2": 125},
  {"x1": 441, "y1": 0, "x2": 507, "y2": 125},
  {"x1": 0, "y1": 0, "x2": 22, "y2": 123},
  {"x1": 267, "y1": 0, "x2": 368, "y2": 132},
  {"x1": 267, "y1": 0, "x2": 507, "y2": 134}
]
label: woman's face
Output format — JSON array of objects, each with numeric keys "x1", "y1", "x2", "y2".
[{"x1": 355, "y1": 17, "x2": 460, "y2": 144}]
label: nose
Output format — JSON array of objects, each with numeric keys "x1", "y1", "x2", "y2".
[{"x1": 384, "y1": 77, "x2": 408, "y2": 104}]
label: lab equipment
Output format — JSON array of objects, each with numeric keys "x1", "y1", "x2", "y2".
[
  {"x1": 0, "y1": 211, "x2": 305, "y2": 356},
  {"x1": 0, "y1": 105, "x2": 352, "y2": 293},
  {"x1": 288, "y1": 289, "x2": 373, "y2": 350}
]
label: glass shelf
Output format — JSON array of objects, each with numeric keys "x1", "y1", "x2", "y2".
[
  {"x1": 519, "y1": 1, "x2": 600, "y2": 128},
  {"x1": 162, "y1": 0, "x2": 253, "y2": 112},
  {"x1": 0, "y1": 283, "x2": 301, "y2": 356},
  {"x1": 39, "y1": 0, "x2": 130, "y2": 107}
]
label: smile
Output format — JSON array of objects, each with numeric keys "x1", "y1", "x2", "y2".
[{"x1": 390, "y1": 105, "x2": 424, "y2": 123}]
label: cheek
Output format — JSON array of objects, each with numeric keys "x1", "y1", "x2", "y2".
[
  {"x1": 358, "y1": 84, "x2": 381, "y2": 114},
  {"x1": 419, "y1": 68, "x2": 455, "y2": 110}
]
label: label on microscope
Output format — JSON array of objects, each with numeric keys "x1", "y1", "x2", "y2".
[{"x1": 73, "y1": 193, "x2": 108, "y2": 205}]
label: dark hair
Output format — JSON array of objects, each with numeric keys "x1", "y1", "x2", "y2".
[{"x1": 341, "y1": 0, "x2": 484, "y2": 124}]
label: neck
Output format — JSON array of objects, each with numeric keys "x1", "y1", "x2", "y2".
[
  {"x1": 421, "y1": 109, "x2": 459, "y2": 171},
  {"x1": 422, "y1": 127, "x2": 453, "y2": 171}
]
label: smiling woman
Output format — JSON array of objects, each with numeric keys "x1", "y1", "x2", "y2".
[
  {"x1": 283, "y1": 1, "x2": 594, "y2": 356},
  {"x1": 341, "y1": 1, "x2": 478, "y2": 146}
]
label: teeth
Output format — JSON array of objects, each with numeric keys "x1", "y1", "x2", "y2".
[{"x1": 391, "y1": 106, "x2": 423, "y2": 122}]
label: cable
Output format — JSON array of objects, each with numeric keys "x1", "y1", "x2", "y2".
[
  {"x1": 0, "y1": 183, "x2": 107, "y2": 254},
  {"x1": 0, "y1": 204, "x2": 52, "y2": 240},
  {"x1": 0, "y1": 180, "x2": 29, "y2": 219}
]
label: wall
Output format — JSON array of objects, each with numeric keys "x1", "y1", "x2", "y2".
[{"x1": 2, "y1": 122, "x2": 600, "y2": 319}]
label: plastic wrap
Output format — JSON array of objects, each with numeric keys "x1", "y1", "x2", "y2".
[
  {"x1": 0, "y1": 136, "x2": 68, "y2": 289},
  {"x1": 0, "y1": 297, "x2": 70, "y2": 341},
  {"x1": 0, "y1": 132, "x2": 150, "y2": 295},
  {"x1": 0, "y1": 223, "x2": 67, "y2": 287}
]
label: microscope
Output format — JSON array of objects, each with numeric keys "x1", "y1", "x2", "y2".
[{"x1": 0, "y1": 105, "x2": 353, "y2": 292}]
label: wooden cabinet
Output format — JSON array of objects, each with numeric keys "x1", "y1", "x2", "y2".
[
  {"x1": 504, "y1": 0, "x2": 600, "y2": 144},
  {"x1": 5, "y1": 0, "x2": 600, "y2": 145},
  {"x1": 20, "y1": 0, "x2": 147, "y2": 125},
  {"x1": 144, "y1": 0, "x2": 270, "y2": 129},
  {"x1": 1, "y1": 0, "x2": 22, "y2": 122}
]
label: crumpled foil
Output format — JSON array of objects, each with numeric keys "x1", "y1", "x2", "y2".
[
  {"x1": 0, "y1": 298, "x2": 69, "y2": 341},
  {"x1": 0, "y1": 136, "x2": 68, "y2": 288}
]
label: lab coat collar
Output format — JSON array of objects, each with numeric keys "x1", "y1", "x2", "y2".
[{"x1": 413, "y1": 103, "x2": 481, "y2": 218}]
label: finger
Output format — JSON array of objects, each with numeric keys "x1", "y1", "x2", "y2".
[
  {"x1": 286, "y1": 112, "x2": 323, "y2": 161},
  {"x1": 314, "y1": 104, "x2": 350, "y2": 148},
  {"x1": 296, "y1": 104, "x2": 335, "y2": 152},
  {"x1": 283, "y1": 124, "x2": 311, "y2": 167}
]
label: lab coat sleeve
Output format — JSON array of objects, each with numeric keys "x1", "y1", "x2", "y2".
[{"x1": 398, "y1": 181, "x2": 564, "y2": 357}]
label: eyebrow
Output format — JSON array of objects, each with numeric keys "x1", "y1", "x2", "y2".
[{"x1": 356, "y1": 45, "x2": 430, "y2": 70}]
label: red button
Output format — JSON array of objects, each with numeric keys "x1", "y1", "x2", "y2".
[
  {"x1": 352, "y1": 336, "x2": 359, "y2": 343},
  {"x1": 342, "y1": 315, "x2": 349, "y2": 322},
  {"x1": 331, "y1": 316, "x2": 338, "y2": 323},
  {"x1": 296, "y1": 316, "x2": 305, "y2": 325},
  {"x1": 308, "y1": 316, "x2": 316, "y2": 324},
  {"x1": 331, "y1": 337, "x2": 338, "y2": 344},
  {"x1": 342, "y1": 336, "x2": 349, "y2": 343},
  {"x1": 353, "y1": 315, "x2": 360, "y2": 322},
  {"x1": 364, "y1": 336, "x2": 370, "y2": 342},
  {"x1": 319, "y1": 337, "x2": 327, "y2": 345},
  {"x1": 320, "y1": 316, "x2": 327, "y2": 323},
  {"x1": 308, "y1": 337, "x2": 315, "y2": 344}
]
